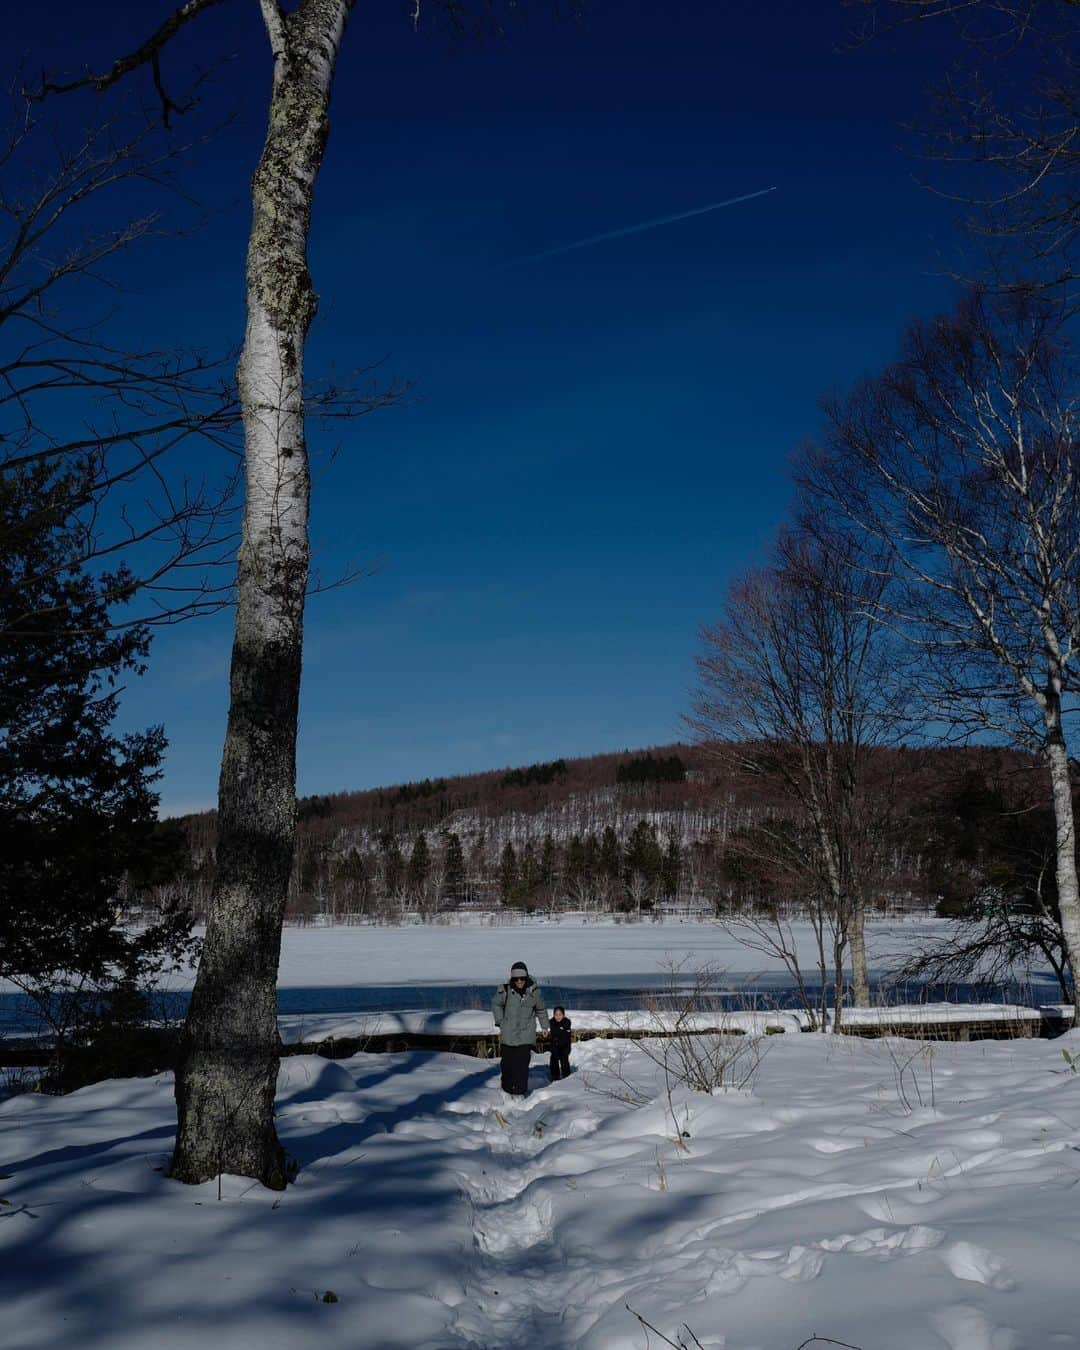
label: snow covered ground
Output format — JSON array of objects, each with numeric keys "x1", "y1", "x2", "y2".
[{"x1": 4, "y1": 1028, "x2": 1080, "y2": 1349}]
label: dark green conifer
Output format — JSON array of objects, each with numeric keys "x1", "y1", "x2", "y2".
[
  {"x1": 499, "y1": 842, "x2": 518, "y2": 903},
  {"x1": 540, "y1": 833, "x2": 557, "y2": 887},
  {"x1": 382, "y1": 836, "x2": 405, "y2": 895},
  {"x1": 599, "y1": 825, "x2": 621, "y2": 878},
  {"x1": 0, "y1": 461, "x2": 187, "y2": 987},
  {"x1": 566, "y1": 834, "x2": 587, "y2": 881},
  {"x1": 407, "y1": 834, "x2": 430, "y2": 894},
  {"x1": 662, "y1": 828, "x2": 682, "y2": 899},
  {"x1": 625, "y1": 819, "x2": 663, "y2": 887},
  {"x1": 443, "y1": 831, "x2": 465, "y2": 900},
  {"x1": 519, "y1": 840, "x2": 541, "y2": 896}
]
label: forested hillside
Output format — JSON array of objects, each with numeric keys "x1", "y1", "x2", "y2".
[{"x1": 163, "y1": 742, "x2": 1064, "y2": 925}]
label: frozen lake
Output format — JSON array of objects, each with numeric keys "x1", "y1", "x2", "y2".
[{"x1": 1, "y1": 918, "x2": 1063, "y2": 1035}]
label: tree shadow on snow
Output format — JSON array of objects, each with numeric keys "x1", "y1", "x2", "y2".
[
  {"x1": 4, "y1": 1122, "x2": 175, "y2": 1182},
  {"x1": 0, "y1": 1056, "x2": 494, "y2": 1349},
  {"x1": 284, "y1": 1057, "x2": 500, "y2": 1170}
]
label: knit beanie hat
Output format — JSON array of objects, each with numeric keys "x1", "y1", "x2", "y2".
[{"x1": 510, "y1": 961, "x2": 529, "y2": 979}]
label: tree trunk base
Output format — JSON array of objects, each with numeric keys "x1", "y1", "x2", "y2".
[{"x1": 170, "y1": 1046, "x2": 288, "y2": 1191}]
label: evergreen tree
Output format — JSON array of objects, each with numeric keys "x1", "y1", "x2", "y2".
[
  {"x1": 599, "y1": 825, "x2": 621, "y2": 879},
  {"x1": 0, "y1": 461, "x2": 189, "y2": 985},
  {"x1": 566, "y1": 834, "x2": 587, "y2": 881},
  {"x1": 501, "y1": 759, "x2": 568, "y2": 788},
  {"x1": 582, "y1": 833, "x2": 599, "y2": 878},
  {"x1": 662, "y1": 828, "x2": 682, "y2": 899},
  {"x1": 468, "y1": 832, "x2": 487, "y2": 887},
  {"x1": 519, "y1": 840, "x2": 540, "y2": 897},
  {"x1": 616, "y1": 753, "x2": 687, "y2": 785},
  {"x1": 334, "y1": 847, "x2": 368, "y2": 902},
  {"x1": 407, "y1": 834, "x2": 430, "y2": 895},
  {"x1": 499, "y1": 842, "x2": 518, "y2": 903},
  {"x1": 624, "y1": 819, "x2": 663, "y2": 888},
  {"x1": 297, "y1": 839, "x2": 321, "y2": 895},
  {"x1": 540, "y1": 833, "x2": 557, "y2": 888},
  {"x1": 443, "y1": 831, "x2": 465, "y2": 901},
  {"x1": 381, "y1": 835, "x2": 405, "y2": 896}
]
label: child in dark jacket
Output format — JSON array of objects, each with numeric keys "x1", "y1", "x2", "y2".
[{"x1": 548, "y1": 1007, "x2": 572, "y2": 1081}]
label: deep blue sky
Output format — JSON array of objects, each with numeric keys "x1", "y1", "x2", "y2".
[{"x1": 12, "y1": 1, "x2": 963, "y2": 815}]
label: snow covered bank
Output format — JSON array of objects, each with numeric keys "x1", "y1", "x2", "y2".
[
  {"x1": 276, "y1": 1007, "x2": 808, "y2": 1045},
  {"x1": 276, "y1": 1002, "x2": 1066, "y2": 1048},
  {"x1": 3, "y1": 1030, "x2": 1080, "y2": 1348}
]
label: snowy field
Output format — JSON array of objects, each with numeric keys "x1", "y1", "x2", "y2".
[
  {"x1": 4, "y1": 1029, "x2": 1080, "y2": 1349},
  {"x1": 147, "y1": 917, "x2": 953, "y2": 993}
]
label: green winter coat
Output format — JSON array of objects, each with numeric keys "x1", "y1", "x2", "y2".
[{"x1": 491, "y1": 977, "x2": 547, "y2": 1046}]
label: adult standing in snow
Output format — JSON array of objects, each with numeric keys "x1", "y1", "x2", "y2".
[{"x1": 491, "y1": 961, "x2": 548, "y2": 1096}]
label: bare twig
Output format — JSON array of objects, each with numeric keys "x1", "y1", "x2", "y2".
[{"x1": 26, "y1": 0, "x2": 228, "y2": 126}]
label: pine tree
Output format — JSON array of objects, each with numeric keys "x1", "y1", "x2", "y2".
[
  {"x1": 499, "y1": 842, "x2": 518, "y2": 903},
  {"x1": 625, "y1": 820, "x2": 663, "y2": 888},
  {"x1": 443, "y1": 831, "x2": 465, "y2": 901},
  {"x1": 582, "y1": 833, "x2": 599, "y2": 878},
  {"x1": 519, "y1": 840, "x2": 540, "y2": 897},
  {"x1": 540, "y1": 833, "x2": 557, "y2": 888},
  {"x1": 407, "y1": 834, "x2": 430, "y2": 896},
  {"x1": 566, "y1": 834, "x2": 586, "y2": 881},
  {"x1": 333, "y1": 847, "x2": 368, "y2": 909},
  {"x1": 662, "y1": 828, "x2": 682, "y2": 899},
  {"x1": 297, "y1": 839, "x2": 321, "y2": 895},
  {"x1": 599, "y1": 825, "x2": 621, "y2": 879},
  {"x1": 381, "y1": 835, "x2": 405, "y2": 896},
  {"x1": 468, "y1": 832, "x2": 487, "y2": 888},
  {"x1": 0, "y1": 462, "x2": 188, "y2": 986},
  {"x1": 335, "y1": 847, "x2": 368, "y2": 886}
]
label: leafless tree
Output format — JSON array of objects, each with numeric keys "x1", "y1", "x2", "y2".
[
  {"x1": 37, "y1": 0, "x2": 582, "y2": 1188},
  {"x1": 689, "y1": 524, "x2": 908, "y2": 1016},
  {"x1": 904, "y1": 895, "x2": 1072, "y2": 1002},
  {"x1": 850, "y1": 0, "x2": 1080, "y2": 287},
  {"x1": 629, "y1": 962, "x2": 771, "y2": 1104},
  {"x1": 1, "y1": 83, "x2": 243, "y2": 624},
  {"x1": 34, "y1": 0, "x2": 401, "y2": 1187},
  {"x1": 170, "y1": 0, "x2": 375, "y2": 1187},
  {"x1": 804, "y1": 285, "x2": 1080, "y2": 1013}
]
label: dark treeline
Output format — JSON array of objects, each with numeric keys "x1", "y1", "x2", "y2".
[
  {"x1": 616, "y1": 754, "x2": 686, "y2": 785},
  {"x1": 181, "y1": 745, "x2": 711, "y2": 853},
  {"x1": 156, "y1": 742, "x2": 1069, "y2": 931}
]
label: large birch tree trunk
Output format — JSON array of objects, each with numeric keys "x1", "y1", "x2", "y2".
[
  {"x1": 1043, "y1": 690, "x2": 1080, "y2": 1020},
  {"x1": 171, "y1": 0, "x2": 353, "y2": 1190},
  {"x1": 848, "y1": 892, "x2": 870, "y2": 1008}
]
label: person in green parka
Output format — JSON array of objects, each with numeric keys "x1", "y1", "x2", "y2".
[{"x1": 491, "y1": 960, "x2": 548, "y2": 1096}]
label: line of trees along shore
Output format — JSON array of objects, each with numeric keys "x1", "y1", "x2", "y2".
[{"x1": 158, "y1": 742, "x2": 1074, "y2": 990}]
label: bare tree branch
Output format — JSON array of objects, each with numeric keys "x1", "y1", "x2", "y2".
[
  {"x1": 849, "y1": 0, "x2": 1080, "y2": 288},
  {"x1": 26, "y1": 0, "x2": 228, "y2": 126}
]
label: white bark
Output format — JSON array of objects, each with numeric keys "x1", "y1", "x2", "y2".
[
  {"x1": 172, "y1": 0, "x2": 354, "y2": 1189},
  {"x1": 1044, "y1": 705, "x2": 1080, "y2": 1009},
  {"x1": 848, "y1": 890, "x2": 870, "y2": 1008},
  {"x1": 812, "y1": 293, "x2": 1080, "y2": 1018}
]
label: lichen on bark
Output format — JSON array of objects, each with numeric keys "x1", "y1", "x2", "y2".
[{"x1": 171, "y1": 0, "x2": 354, "y2": 1190}]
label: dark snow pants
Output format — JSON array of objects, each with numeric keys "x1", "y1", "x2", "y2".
[
  {"x1": 549, "y1": 1048, "x2": 571, "y2": 1080},
  {"x1": 500, "y1": 1042, "x2": 532, "y2": 1095}
]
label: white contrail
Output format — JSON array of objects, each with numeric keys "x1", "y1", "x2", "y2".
[{"x1": 493, "y1": 186, "x2": 777, "y2": 271}]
